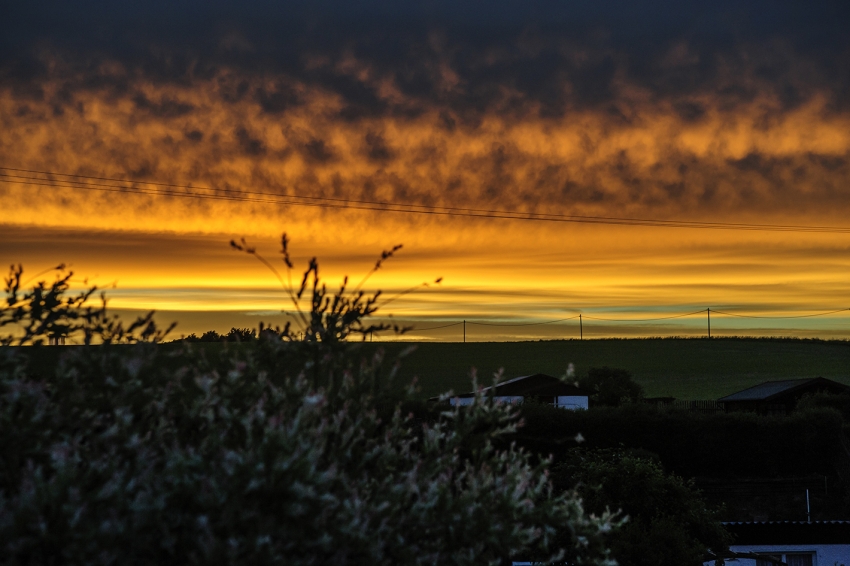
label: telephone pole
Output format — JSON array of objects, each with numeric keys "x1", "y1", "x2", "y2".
[
  {"x1": 579, "y1": 314, "x2": 583, "y2": 340},
  {"x1": 707, "y1": 308, "x2": 711, "y2": 338},
  {"x1": 463, "y1": 320, "x2": 466, "y2": 343}
]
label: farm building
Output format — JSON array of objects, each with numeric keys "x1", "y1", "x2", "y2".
[
  {"x1": 445, "y1": 373, "x2": 590, "y2": 410},
  {"x1": 703, "y1": 521, "x2": 850, "y2": 566},
  {"x1": 719, "y1": 377, "x2": 850, "y2": 415}
]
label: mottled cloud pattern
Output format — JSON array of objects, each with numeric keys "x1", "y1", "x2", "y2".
[
  {"x1": 2, "y1": 0, "x2": 850, "y2": 230},
  {"x1": 5, "y1": 1, "x2": 850, "y2": 338}
]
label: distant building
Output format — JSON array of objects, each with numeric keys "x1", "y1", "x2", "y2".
[
  {"x1": 719, "y1": 378, "x2": 850, "y2": 415},
  {"x1": 703, "y1": 521, "x2": 850, "y2": 566},
  {"x1": 443, "y1": 373, "x2": 590, "y2": 410}
]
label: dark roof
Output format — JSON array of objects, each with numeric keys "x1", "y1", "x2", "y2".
[
  {"x1": 719, "y1": 377, "x2": 850, "y2": 402},
  {"x1": 723, "y1": 521, "x2": 850, "y2": 545},
  {"x1": 453, "y1": 373, "x2": 591, "y2": 398}
]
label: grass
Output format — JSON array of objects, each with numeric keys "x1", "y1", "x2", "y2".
[
  {"x1": 20, "y1": 337, "x2": 850, "y2": 401},
  {"x1": 367, "y1": 337, "x2": 850, "y2": 400}
]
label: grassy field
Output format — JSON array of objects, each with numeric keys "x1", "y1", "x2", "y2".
[
  {"x1": 20, "y1": 337, "x2": 850, "y2": 401},
  {"x1": 366, "y1": 337, "x2": 850, "y2": 400}
]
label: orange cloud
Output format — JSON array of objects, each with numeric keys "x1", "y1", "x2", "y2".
[
  {"x1": 2, "y1": 63, "x2": 850, "y2": 234},
  {"x1": 3, "y1": 61, "x2": 850, "y2": 338}
]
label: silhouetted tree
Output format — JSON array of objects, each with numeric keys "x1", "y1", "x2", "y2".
[
  {"x1": 579, "y1": 366, "x2": 644, "y2": 407},
  {"x1": 552, "y1": 449, "x2": 730, "y2": 566},
  {"x1": 224, "y1": 327, "x2": 256, "y2": 342}
]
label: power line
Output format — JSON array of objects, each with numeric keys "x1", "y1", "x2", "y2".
[
  {"x1": 582, "y1": 309, "x2": 709, "y2": 322},
  {"x1": 0, "y1": 169, "x2": 444, "y2": 211},
  {"x1": 410, "y1": 322, "x2": 464, "y2": 331},
  {"x1": 467, "y1": 315, "x2": 581, "y2": 326},
  {"x1": 1, "y1": 167, "x2": 219, "y2": 192},
  {"x1": 4, "y1": 166, "x2": 850, "y2": 234},
  {"x1": 406, "y1": 307, "x2": 850, "y2": 330},
  {"x1": 710, "y1": 308, "x2": 850, "y2": 319}
]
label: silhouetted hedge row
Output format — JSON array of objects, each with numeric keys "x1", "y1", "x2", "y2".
[{"x1": 515, "y1": 403, "x2": 845, "y2": 478}]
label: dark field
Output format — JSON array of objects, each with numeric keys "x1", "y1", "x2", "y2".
[
  {"x1": 23, "y1": 337, "x2": 850, "y2": 401},
  {"x1": 368, "y1": 337, "x2": 850, "y2": 400}
]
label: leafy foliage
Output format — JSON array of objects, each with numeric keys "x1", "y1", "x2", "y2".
[
  {"x1": 797, "y1": 391, "x2": 850, "y2": 422},
  {"x1": 0, "y1": 239, "x2": 615, "y2": 565},
  {"x1": 182, "y1": 327, "x2": 258, "y2": 343},
  {"x1": 578, "y1": 367, "x2": 644, "y2": 407},
  {"x1": 517, "y1": 402, "x2": 844, "y2": 479},
  {"x1": 552, "y1": 449, "x2": 730, "y2": 566},
  {"x1": 1, "y1": 264, "x2": 172, "y2": 346}
]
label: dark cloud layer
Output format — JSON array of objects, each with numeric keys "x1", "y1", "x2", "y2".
[
  {"x1": 2, "y1": 0, "x2": 850, "y2": 226},
  {"x1": 3, "y1": 0, "x2": 850, "y2": 119}
]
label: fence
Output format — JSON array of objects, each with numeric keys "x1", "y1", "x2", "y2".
[{"x1": 642, "y1": 399, "x2": 726, "y2": 414}]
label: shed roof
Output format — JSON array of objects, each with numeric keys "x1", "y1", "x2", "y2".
[{"x1": 718, "y1": 377, "x2": 849, "y2": 402}]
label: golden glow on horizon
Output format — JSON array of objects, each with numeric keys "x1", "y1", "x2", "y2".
[
  {"x1": 3, "y1": 63, "x2": 850, "y2": 338},
  {"x1": 4, "y1": 224, "x2": 850, "y2": 337}
]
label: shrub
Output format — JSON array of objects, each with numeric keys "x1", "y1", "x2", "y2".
[
  {"x1": 517, "y1": 402, "x2": 844, "y2": 479},
  {"x1": 552, "y1": 449, "x2": 730, "y2": 566},
  {"x1": 224, "y1": 327, "x2": 257, "y2": 342},
  {"x1": 182, "y1": 328, "x2": 258, "y2": 343},
  {"x1": 0, "y1": 238, "x2": 615, "y2": 565},
  {"x1": 797, "y1": 391, "x2": 850, "y2": 422},
  {"x1": 200, "y1": 329, "x2": 224, "y2": 342},
  {"x1": 578, "y1": 367, "x2": 644, "y2": 407}
]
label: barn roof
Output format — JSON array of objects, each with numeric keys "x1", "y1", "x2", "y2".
[{"x1": 718, "y1": 377, "x2": 850, "y2": 402}]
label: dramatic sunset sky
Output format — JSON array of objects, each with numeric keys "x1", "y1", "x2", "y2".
[{"x1": 3, "y1": 1, "x2": 850, "y2": 340}]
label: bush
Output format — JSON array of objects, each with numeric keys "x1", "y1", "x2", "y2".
[
  {"x1": 516, "y1": 402, "x2": 844, "y2": 479},
  {"x1": 578, "y1": 367, "x2": 644, "y2": 407},
  {"x1": 797, "y1": 391, "x2": 850, "y2": 422},
  {"x1": 552, "y1": 449, "x2": 730, "y2": 566},
  {"x1": 0, "y1": 239, "x2": 615, "y2": 565},
  {"x1": 182, "y1": 328, "x2": 258, "y2": 343}
]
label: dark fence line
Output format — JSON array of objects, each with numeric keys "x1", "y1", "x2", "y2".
[
  {"x1": 695, "y1": 476, "x2": 831, "y2": 496},
  {"x1": 694, "y1": 476, "x2": 834, "y2": 512},
  {"x1": 642, "y1": 399, "x2": 726, "y2": 414},
  {"x1": 674, "y1": 399, "x2": 726, "y2": 414},
  {"x1": 836, "y1": 433, "x2": 850, "y2": 487}
]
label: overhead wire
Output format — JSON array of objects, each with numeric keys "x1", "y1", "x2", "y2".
[
  {"x1": 5, "y1": 166, "x2": 850, "y2": 233},
  {"x1": 401, "y1": 307, "x2": 850, "y2": 330},
  {"x1": 0, "y1": 169, "x2": 441, "y2": 211},
  {"x1": 6, "y1": 166, "x2": 850, "y2": 336},
  {"x1": 467, "y1": 315, "x2": 581, "y2": 326},
  {"x1": 410, "y1": 322, "x2": 464, "y2": 331},
  {"x1": 710, "y1": 308, "x2": 850, "y2": 319},
  {"x1": 582, "y1": 309, "x2": 709, "y2": 322}
]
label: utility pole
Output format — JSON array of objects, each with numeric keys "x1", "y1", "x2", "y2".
[
  {"x1": 707, "y1": 308, "x2": 711, "y2": 338},
  {"x1": 579, "y1": 314, "x2": 583, "y2": 340},
  {"x1": 806, "y1": 489, "x2": 811, "y2": 523},
  {"x1": 463, "y1": 320, "x2": 466, "y2": 343}
]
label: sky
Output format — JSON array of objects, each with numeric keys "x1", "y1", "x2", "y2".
[{"x1": 2, "y1": 0, "x2": 850, "y2": 340}]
